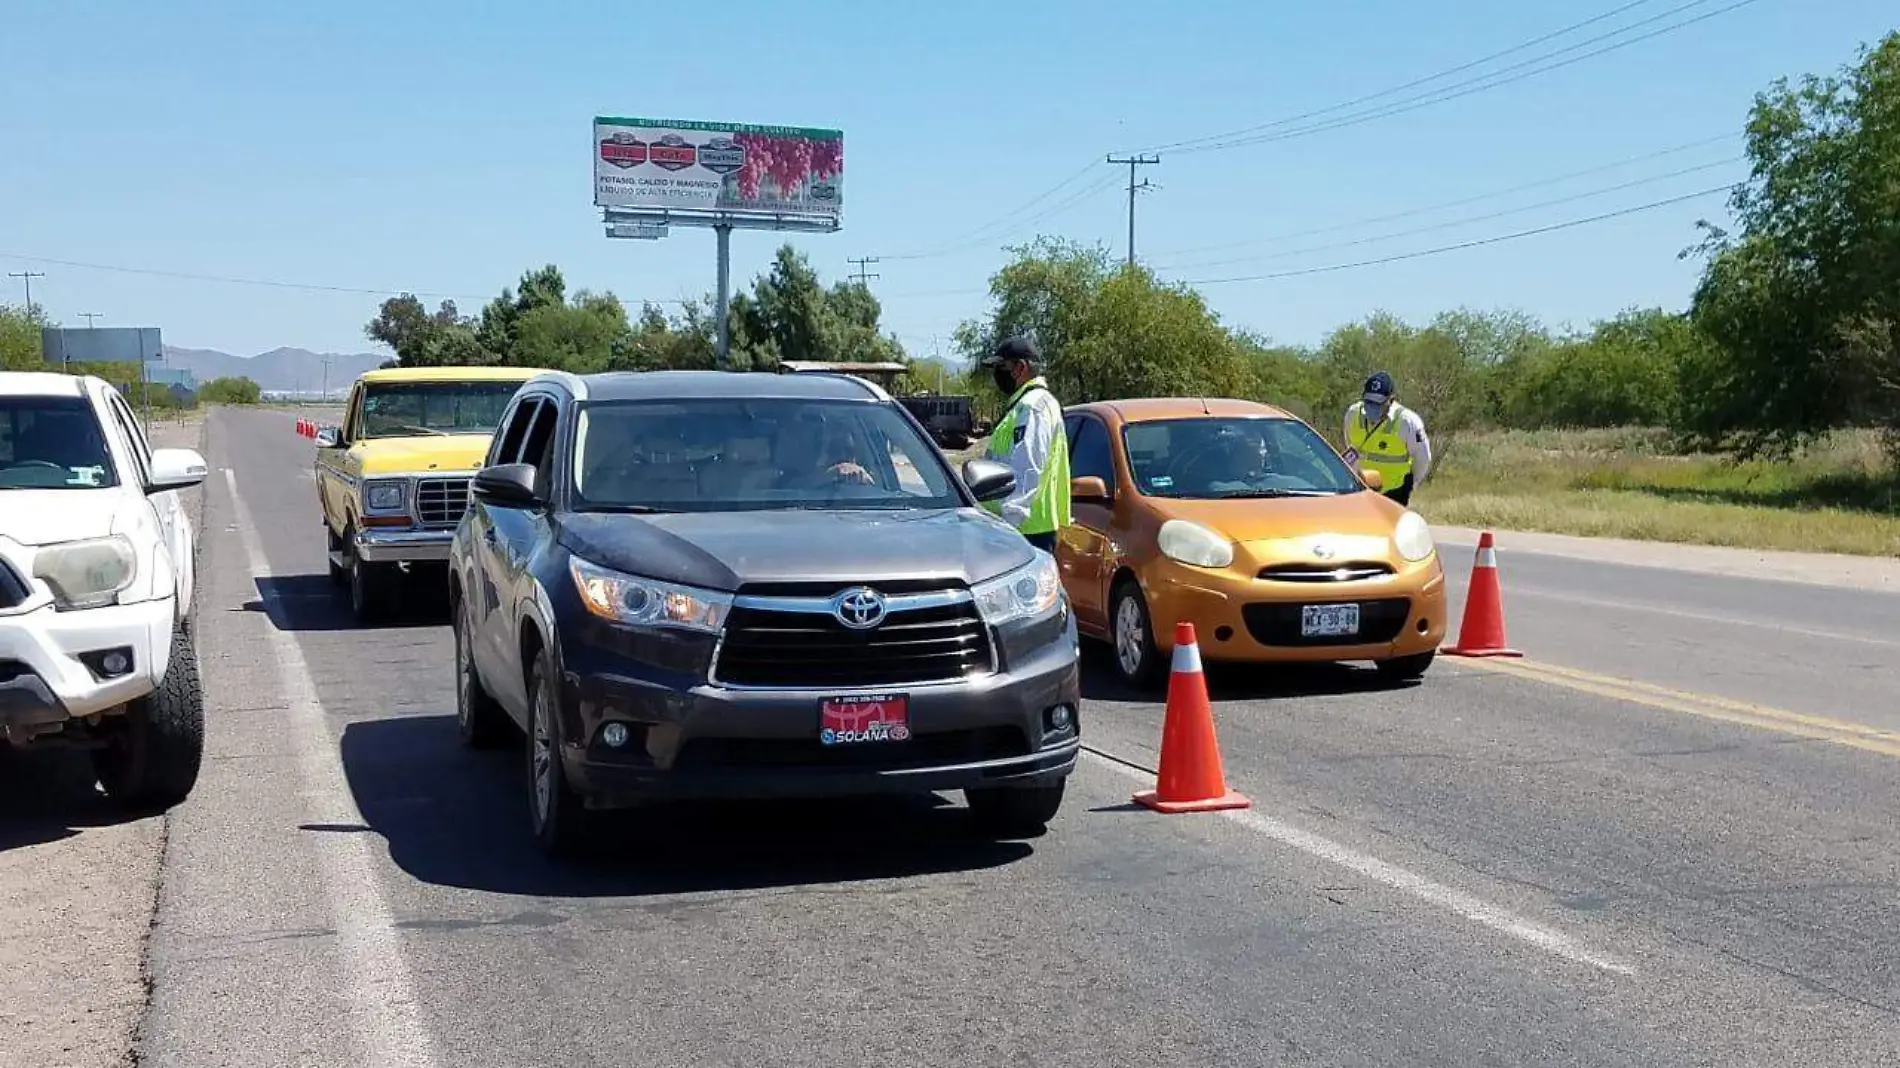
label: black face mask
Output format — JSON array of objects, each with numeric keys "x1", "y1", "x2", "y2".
[{"x1": 992, "y1": 367, "x2": 1018, "y2": 395}]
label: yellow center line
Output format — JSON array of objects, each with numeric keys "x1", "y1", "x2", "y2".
[{"x1": 1454, "y1": 657, "x2": 1900, "y2": 759}]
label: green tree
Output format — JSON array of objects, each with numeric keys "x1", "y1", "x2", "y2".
[
  {"x1": 1, "y1": 303, "x2": 49, "y2": 370},
  {"x1": 199, "y1": 376, "x2": 263, "y2": 404},
  {"x1": 729, "y1": 245, "x2": 905, "y2": 370}
]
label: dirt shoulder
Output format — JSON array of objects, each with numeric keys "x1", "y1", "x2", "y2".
[
  {"x1": 1433, "y1": 524, "x2": 1900, "y2": 592},
  {"x1": 0, "y1": 415, "x2": 206, "y2": 1068}
]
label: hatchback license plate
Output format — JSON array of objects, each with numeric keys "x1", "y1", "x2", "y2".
[
  {"x1": 1300, "y1": 604, "x2": 1361, "y2": 637},
  {"x1": 820, "y1": 693, "x2": 911, "y2": 745}
]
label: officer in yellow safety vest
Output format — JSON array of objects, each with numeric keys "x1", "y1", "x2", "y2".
[
  {"x1": 979, "y1": 336, "x2": 1071, "y2": 552},
  {"x1": 1342, "y1": 371, "x2": 1432, "y2": 507}
]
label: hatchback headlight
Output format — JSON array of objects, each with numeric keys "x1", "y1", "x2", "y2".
[
  {"x1": 569, "y1": 558, "x2": 732, "y2": 633},
  {"x1": 363, "y1": 479, "x2": 406, "y2": 513},
  {"x1": 1158, "y1": 519, "x2": 1235, "y2": 569},
  {"x1": 1393, "y1": 510, "x2": 1436, "y2": 562},
  {"x1": 973, "y1": 552, "x2": 1062, "y2": 626},
  {"x1": 34, "y1": 535, "x2": 138, "y2": 610}
]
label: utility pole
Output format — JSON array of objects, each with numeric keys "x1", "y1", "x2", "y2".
[
  {"x1": 847, "y1": 256, "x2": 880, "y2": 287},
  {"x1": 319, "y1": 353, "x2": 332, "y2": 401},
  {"x1": 8, "y1": 270, "x2": 46, "y2": 316},
  {"x1": 1104, "y1": 154, "x2": 1159, "y2": 266},
  {"x1": 78, "y1": 312, "x2": 103, "y2": 328}
]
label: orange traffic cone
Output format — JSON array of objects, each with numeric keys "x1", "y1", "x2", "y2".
[
  {"x1": 297, "y1": 418, "x2": 309, "y2": 437},
  {"x1": 1444, "y1": 530, "x2": 1522, "y2": 658},
  {"x1": 1132, "y1": 622, "x2": 1252, "y2": 814}
]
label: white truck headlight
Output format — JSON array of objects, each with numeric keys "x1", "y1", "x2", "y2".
[
  {"x1": 34, "y1": 535, "x2": 138, "y2": 610},
  {"x1": 973, "y1": 552, "x2": 1063, "y2": 626},
  {"x1": 1393, "y1": 510, "x2": 1436, "y2": 562},
  {"x1": 569, "y1": 558, "x2": 732, "y2": 632},
  {"x1": 1158, "y1": 519, "x2": 1235, "y2": 569},
  {"x1": 364, "y1": 479, "x2": 406, "y2": 512}
]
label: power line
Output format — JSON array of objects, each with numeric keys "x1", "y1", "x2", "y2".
[
  {"x1": 1157, "y1": 156, "x2": 1742, "y2": 272},
  {"x1": 1105, "y1": 154, "x2": 1160, "y2": 266},
  {"x1": 1138, "y1": 0, "x2": 1666, "y2": 155},
  {"x1": 1178, "y1": 184, "x2": 1733, "y2": 286},
  {"x1": 877, "y1": 159, "x2": 1106, "y2": 262},
  {"x1": 878, "y1": 167, "x2": 1124, "y2": 263}
]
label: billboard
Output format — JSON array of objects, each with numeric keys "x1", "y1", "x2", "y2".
[
  {"x1": 41, "y1": 326, "x2": 163, "y2": 365},
  {"x1": 593, "y1": 116, "x2": 843, "y2": 223}
]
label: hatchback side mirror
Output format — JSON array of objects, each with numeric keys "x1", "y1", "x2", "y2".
[
  {"x1": 472, "y1": 462, "x2": 543, "y2": 507},
  {"x1": 961, "y1": 458, "x2": 1016, "y2": 503},
  {"x1": 1359, "y1": 468, "x2": 1384, "y2": 493}
]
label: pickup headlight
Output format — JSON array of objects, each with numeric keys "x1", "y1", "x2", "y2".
[
  {"x1": 569, "y1": 558, "x2": 732, "y2": 633},
  {"x1": 972, "y1": 552, "x2": 1062, "y2": 626},
  {"x1": 1393, "y1": 510, "x2": 1436, "y2": 562},
  {"x1": 1158, "y1": 519, "x2": 1235, "y2": 569},
  {"x1": 34, "y1": 535, "x2": 138, "y2": 610},
  {"x1": 363, "y1": 479, "x2": 406, "y2": 513}
]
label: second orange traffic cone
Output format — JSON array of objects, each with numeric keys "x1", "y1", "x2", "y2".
[
  {"x1": 1133, "y1": 622, "x2": 1251, "y2": 814},
  {"x1": 1444, "y1": 530, "x2": 1522, "y2": 657}
]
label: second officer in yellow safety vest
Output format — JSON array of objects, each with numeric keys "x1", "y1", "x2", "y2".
[
  {"x1": 979, "y1": 336, "x2": 1071, "y2": 552},
  {"x1": 1342, "y1": 371, "x2": 1432, "y2": 507}
]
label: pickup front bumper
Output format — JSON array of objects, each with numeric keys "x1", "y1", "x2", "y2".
[
  {"x1": 354, "y1": 528, "x2": 453, "y2": 564},
  {"x1": 0, "y1": 595, "x2": 176, "y2": 743}
]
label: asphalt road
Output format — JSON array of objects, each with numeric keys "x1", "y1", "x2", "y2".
[{"x1": 118, "y1": 406, "x2": 1900, "y2": 1067}]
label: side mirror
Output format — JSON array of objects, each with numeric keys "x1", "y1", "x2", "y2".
[
  {"x1": 1069, "y1": 475, "x2": 1111, "y2": 505},
  {"x1": 1359, "y1": 468, "x2": 1384, "y2": 493},
  {"x1": 961, "y1": 458, "x2": 1016, "y2": 503},
  {"x1": 314, "y1": 427, "x2": 341, "y2": 449},
  {"x1": 471, "y1": 462, "x2": 543, "y2": 508},
  {"x1": 147, "y1": 448, "x2": 208, "y2": 493}
]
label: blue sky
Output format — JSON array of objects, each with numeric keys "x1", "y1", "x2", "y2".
[{"x1": 2, "y1": 0, "x2": 1893, "y2": 362}]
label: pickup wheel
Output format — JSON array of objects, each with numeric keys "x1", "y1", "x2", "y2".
[
  {"x1": 966, "y1": 781, "x2": 1065, "y2": 839},
  {"x1": 344, "y1": 526, "x2": 393, "y2": 623},
  {"x1": 454, "y1": 592, "x2": 510, "y2": 750},
  {"x1": 94, "y1": 624, "x2": 205, "y2": 812},
  {"x1": 326, "y1": 525, "x2": 347, "y2": 588},
  {"x1": 526, "y1": 652, "x2": 592, "y2": 860}
]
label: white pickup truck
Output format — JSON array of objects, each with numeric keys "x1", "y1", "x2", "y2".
[{"x1": 0, "y1": 372, "x2": 209, "y2": 810}]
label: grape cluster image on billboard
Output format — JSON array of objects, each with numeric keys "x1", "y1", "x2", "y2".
[{"x1": 594, "y1": 116, "x2": 843, "y2": 223}]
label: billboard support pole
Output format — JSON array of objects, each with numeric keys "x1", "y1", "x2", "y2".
[{"x1": 714, "y1": 222, "x2": 732, "y2": 371}]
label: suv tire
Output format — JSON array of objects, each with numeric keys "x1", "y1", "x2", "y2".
[
  {"x1": 454, "y1": 594, "x2": 510, "y2": 750},
  {"x1": 94, "y1": 624, "x2": 206, "y2": 812},
  {"x1": 525, "y1": 653, "x2": 592, "y2": 860},
  {"x1": 966, "y1": 781, "x2": 1064, "y2": 838}
]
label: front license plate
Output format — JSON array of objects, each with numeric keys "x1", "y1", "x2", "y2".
[
  {"x1": 1300, "y1": 604, "x2": 1361, "y2": 637},
  {"x1": 820, "y1": 693, "x2": 911, "y2": 746}
]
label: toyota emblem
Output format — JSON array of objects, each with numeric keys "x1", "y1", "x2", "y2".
[{"x1": 832, "y1": 587, "x2": 888, "y2": 630}]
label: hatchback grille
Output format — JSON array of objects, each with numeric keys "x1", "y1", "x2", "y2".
[
  {"x1": 1257, "y1": 561, "x2": 1396, "y2": 583},
  {"x1": 714, "y1": 596, "x2": 992, "y2": 688},
  {"x1": 0, "y1": 559, "x2": 30, "y2": 610},
  {"x1": 1241, "y1": 597, "x2": 1414, "y2": 647},
  {"x1": 414, "y1": 477, "x2": 471, "y2": 528}
]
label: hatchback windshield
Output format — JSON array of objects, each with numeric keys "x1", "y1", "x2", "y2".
[
  {"x1": 1122, "y1": 416, "x2": 1362, "y2": 499},
  {"x1": 0, "y1": 396, "x2": 119, "y2": 490},
  {"x1": 360, "y1": 381, "x2": 520, "y2": 438},
  {"x1": 572, "y1": 398, "x2": 962, "y2": 512}
]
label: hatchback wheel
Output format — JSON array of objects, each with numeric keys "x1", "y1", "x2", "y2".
[
  {"x1": 1375, "y1": 650, "x2": 1435, "y2": 683},
  {"x1": 1110, "y1": 581, "x2": 1162, "y2": 689}
]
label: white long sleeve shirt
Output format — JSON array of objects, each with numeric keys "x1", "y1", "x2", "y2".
[
  {"x1": 996, "y1": 385, "x2": 1063, "y2": 529},
  {"x1": 1343, "y1": 400, "x2": 1433, "y2": 483}
]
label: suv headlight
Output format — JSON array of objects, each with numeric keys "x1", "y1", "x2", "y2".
[
  {"x1": 363, "y1": 479, "x2": 406, "y2": 513},
  {"x1": 1158, "y1": 519, "x2": 1235, "y2": 569},
  {"x1": 569, "y1": 558, "x2": 732, "y2": 633},
  {"x1": 973, "y1": 552, "x2": 1062, "y2": 626},
  {"x1": 1393, "y1": 510, "x2": 1435, "y2": 562},
  {"x1": 34, "y1": 535, "x2": 138, "y2": 610}
]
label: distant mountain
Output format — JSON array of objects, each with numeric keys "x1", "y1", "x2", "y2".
[{"x1": 160, "y1": 346, "x2": 387, "y2": 394}]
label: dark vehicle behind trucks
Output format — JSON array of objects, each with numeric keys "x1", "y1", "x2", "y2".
[{"x1": 778, "y1": 360, "x2": 979, "y2": 450}]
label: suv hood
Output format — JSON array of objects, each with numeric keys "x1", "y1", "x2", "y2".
[
  {"x1": 0, "y1": 489, "x2": 132, "y2": 546},
  {"x1": 556, "y1": 507, "x2": 1035, "y2": 592}
]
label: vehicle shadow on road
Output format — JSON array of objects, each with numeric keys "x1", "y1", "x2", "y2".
[
  {"x1": 244, "y1": 574, "x2": 450, "y2": 632},
  {"x1": 1079, "y1": 646, "x2": 1423, "y2": 704},
  {"x1": 334, "y1": 714, "x2": 1035, "y2": 898},
  {"x1": 0, "y1": 748, "x2": 143, "y2": 852}
]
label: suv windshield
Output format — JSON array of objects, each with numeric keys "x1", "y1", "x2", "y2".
[
  {"x1": 1122, "y1": 416, "x2": 1362, "y2": 499},
  {"x1": 360, "y1": 381, "x2": 519, "y2": 438},
  {"x1": 572, "y1": 398, "x2": 962, "y2": 512},
  {"x1": 0, "y1": 396, "x2": 119, "y2": 490}
]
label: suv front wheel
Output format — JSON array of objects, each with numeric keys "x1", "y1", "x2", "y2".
[
  {"x1": 93, "y1": 624, "x2": 206, "y2": 812},
  {"x1": 966, "y1": 781, "x2": 1065, "y2": 838}
]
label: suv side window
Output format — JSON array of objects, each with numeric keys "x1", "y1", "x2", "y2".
[
  {"x1": 518, "y1": 397, "x2": 559, "y2": 472},
  {"x1": 487, "y1": 397, "x2": 535, "y2": 468},
  {"x1": 1069, "y1": 415, "x2": 1115, "y2": 485}
]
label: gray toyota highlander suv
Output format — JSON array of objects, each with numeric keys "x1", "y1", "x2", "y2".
[{"x1": 447, "y1": 369, "x2": 1082, "y2": 859}]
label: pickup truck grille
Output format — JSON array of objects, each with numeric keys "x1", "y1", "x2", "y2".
[
  {"x1": 0, "y1": 559, "x2": 30, "y2": 610},
  {"x1": 714, "y1": 592, "x2": 992, "y2": 689},
  {"x1": 414, "y1": 477, "x2": 471, "y2": 528}
]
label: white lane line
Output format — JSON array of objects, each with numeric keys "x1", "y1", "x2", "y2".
[
  {"x1": 1082, "y1": 751, "x2": 1635, "y2": 976},
  {"x1": 221, "y1": 466, "x2": 443, "y2": 1067},
  {"x1": 1507, "y1": 584, "x2": 1900, "y2": 647}
]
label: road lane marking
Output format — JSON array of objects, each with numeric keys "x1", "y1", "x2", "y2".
[
  {"x1": 1080, "y1": 750, "x2": 1635, "y2": 975},
  {"x1": 1506, "y1": 585, "x2": 1900, "y2": 648},
  {"x1": 1458, "y1": 657, "x2": 1900, "y2": 759},
  {"x1": 222, "y1": 466, "x2": 443, "y2": 1067}
]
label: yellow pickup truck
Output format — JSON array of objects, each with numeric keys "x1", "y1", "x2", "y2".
[{"x1": 313, "y1": 365, "x2": 542, "y2": 621}]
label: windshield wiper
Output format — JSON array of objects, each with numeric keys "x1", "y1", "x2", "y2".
[
  {"x1": 1209, "y1": 487, "x2": 1335, "y2": 499},
  {"x1": 581, "y1": 503, "x2": 672, "y2": 514}
]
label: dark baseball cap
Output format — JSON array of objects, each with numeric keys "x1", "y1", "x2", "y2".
[{"x1": 982, "y1": 335, "x2": 1042, "y2": 369}]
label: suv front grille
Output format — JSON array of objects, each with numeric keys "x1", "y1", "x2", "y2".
[
  {"x1": 714, "y1": 592, "x2": 992, "y2": 689},
  {"x1": 1258, "y1": 561, "x2": 1396, "y2": 583},
  {"x1": 0, "y1": 559, "x2": 30, "y2": 610},
  {"x1": 414, "y1": 477, "x2": 471, "y2": 528}
]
